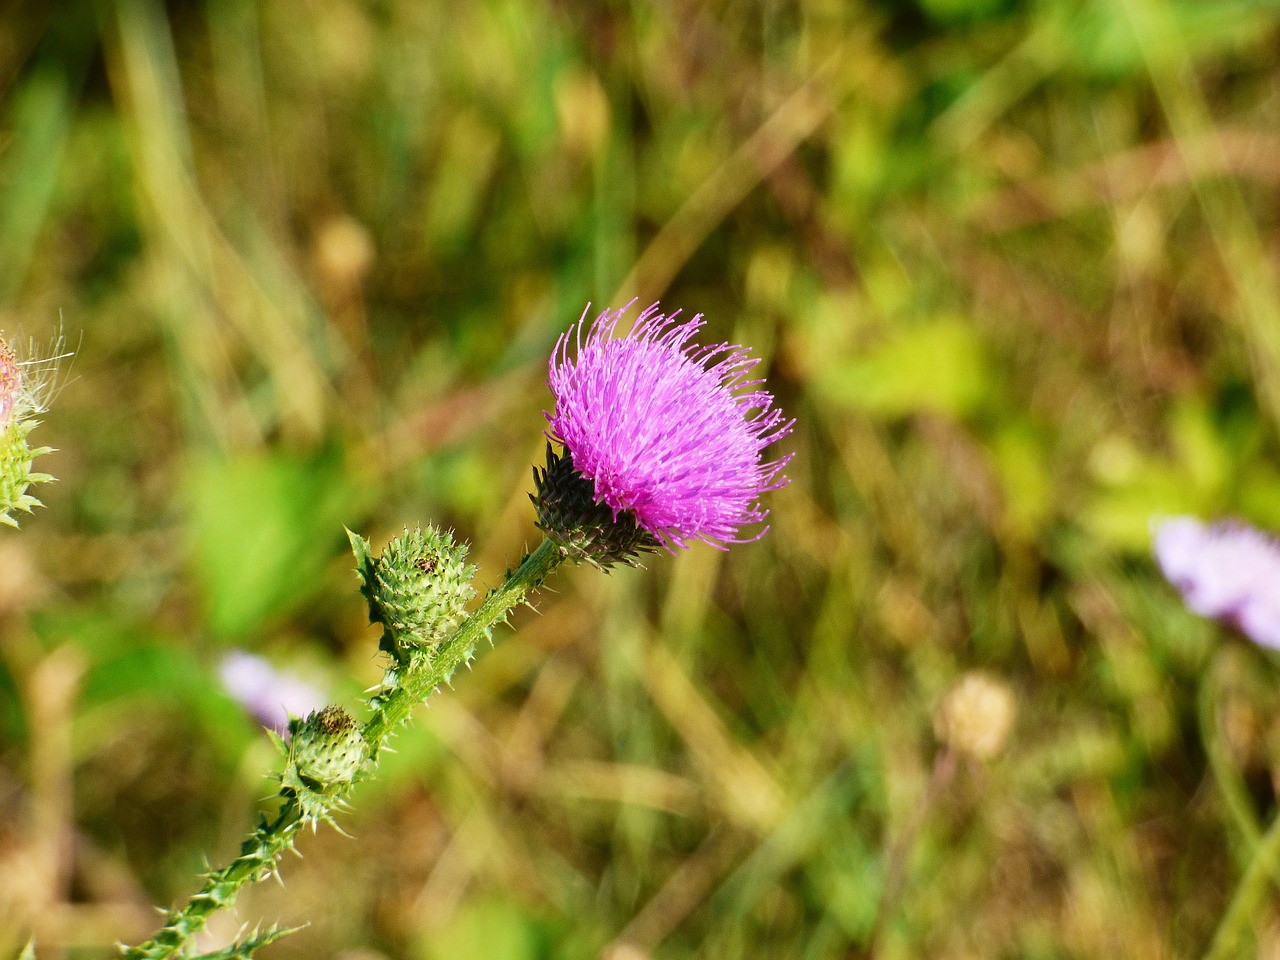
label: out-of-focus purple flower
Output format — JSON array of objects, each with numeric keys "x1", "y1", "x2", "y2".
[
  {"x1": 218, "y1": 651, "x2": 327, "y2": 734},
  {"x1": 1153, "y1": 516, "x2": 1280, "y2": 649},
  {"x1": 545, "y1": 301, "x2": 794, "y2": 550}
]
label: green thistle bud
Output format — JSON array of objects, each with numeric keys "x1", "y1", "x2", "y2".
[
  {"x1": 531, "y1": 443, "x2": 659, "y2": 569},
  {"x1": 0, "y1": 334, "x2": 62, "y2": 528},
  {"x1": 349, "y1": 525, "x2": 477, "y2": 664},
  {"x1": 280, "y1": 706, "x2": 366, "y2": 823}
]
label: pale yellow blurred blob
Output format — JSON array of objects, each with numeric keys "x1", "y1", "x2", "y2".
[
  {"x1": 313, "y1": 214, "x2": 376, "y2": 299},
  {"x1": 554, "y1": 67, "x2": 610, "y2": 160},
  {"x1": 934, "y1": 672, "x2": 1017, "y2": 761}
]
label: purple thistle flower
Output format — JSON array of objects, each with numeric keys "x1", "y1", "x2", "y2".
[
  {"x1": 1152, "y1": 516, "x2": 1280, "y2": 649},
  {"x1": 218, "y1": 650, "x2": 327, "y2": 735},
  {"x1": 545, "y1": 301, "x2": 794, "y2": 551}
]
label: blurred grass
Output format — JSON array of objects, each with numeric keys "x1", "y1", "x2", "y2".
[{"x1": 2, "y1": 0, "x2": 1280, "y2": 957}]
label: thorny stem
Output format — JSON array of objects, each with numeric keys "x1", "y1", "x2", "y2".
[
  {"x1": 124, "y1": 538, "x2": 564, "y2": 959},
  {"x1": 121, "y1": 804, "x2": 304, "y2": 960}
]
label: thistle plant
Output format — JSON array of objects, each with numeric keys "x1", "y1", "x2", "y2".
[
  {"x1": 124, "y1": 301, "x2": 793, "y2": 957},
  {"x1": 0, "y1": 334, "x2": 61, "y2": 527}
]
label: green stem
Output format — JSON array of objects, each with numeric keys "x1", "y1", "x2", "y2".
[
  {"x1": 124, "y1": 538, "x2": 564, "y2": 959},
  {"x1": 1203, "y1": 810, "x2": 1280, "y2": 960}
]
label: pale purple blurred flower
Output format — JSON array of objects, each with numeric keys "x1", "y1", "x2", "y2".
[
  {"x1": 1153, "y1": 516, "x2": 1280, "y2": 649},
  {"x1": 545, "y1": 301, "x2": 793, "y2": 550},
  {"x1": 218, "y1": 650, "x2": 326, "y2": 734}
]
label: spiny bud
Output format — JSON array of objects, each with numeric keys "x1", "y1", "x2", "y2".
[
  {"x1": 290, "y1": 706, "x2": 365, "y2": 785},
  {"x1": 349, "y1": 525, "x2": 476, "y2": 664},
  {"x1": 280, "y1": 706, "x2": 366, "y2": 822},
  {"x1": 933, "y1": 672, "x2": 1016, "y2": 761},
  {"x1": 531, "y1": 443, "x2": 659, "y2": 569}
]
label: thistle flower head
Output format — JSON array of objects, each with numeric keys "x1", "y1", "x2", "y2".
[
  {"x1": 0, "y1": 330, "x2": 68, "y2": 424},
  {"x1": 1153, "y1": 516, "x2": 1280, "y2": 649},
  {"x1": 543, "y1": 301, "x2": 793, "y2": 552}
]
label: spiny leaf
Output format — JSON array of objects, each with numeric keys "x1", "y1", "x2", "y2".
[{"x1": 186, "y1": 923, "x2": 304, "y2": 959}]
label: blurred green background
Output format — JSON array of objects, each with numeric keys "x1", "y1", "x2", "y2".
[{"x1": 3, "y1": 0, "x2": 1280, "y2": 956}]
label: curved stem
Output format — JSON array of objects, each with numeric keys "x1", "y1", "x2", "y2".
[
  {"x1": 1198, "y1": 653, "x2": 1262, "y2": 850},
  {"x1": 124, "y1": 538, "x2": 564, "y2": 958},
  {"x1": 1203, "y1": 811, "x2": 1280, "y2": 960}
]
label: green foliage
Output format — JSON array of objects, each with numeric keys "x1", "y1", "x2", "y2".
[
  {"x1": 816, "y1": 317, "x2": 994, "y2": 421},
  {"x1": 187, "y1": 925, "x2": 302, "y2": 960},
  {"x1": 187, "y1": 449, "x2": 358, "y2": 638},
  {"x1": 0, "y1": 418, "x2": 52, "y2": 527}
]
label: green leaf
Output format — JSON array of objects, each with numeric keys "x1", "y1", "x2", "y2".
[
  {"x1": 187, "y1": 924, "x2": 303, "y2": 959},
  {"x1": 1065, "y1": 0, "x2": 1278, "y2": 79},
  {"x1": 187, "y1": 448, "x2": 358, "y2": 638},
  {"x1": 816, "y1": 317, "x2": 992, "y2": 420},
  {"x1": 987, "y1": 422, "x2": 1053, "y2": 539},
  {"x1": 417, "y1": 899, "x2": 541, "y2": 960},
  {"x1": 75, "y1": 643, "x2": 259, "y2": 763}
]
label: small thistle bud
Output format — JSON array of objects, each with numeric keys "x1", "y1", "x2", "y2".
[
  {"x1": 934, "y1": 672, "x2": 1016, "y2": 761},
  {"x1": 349, "y1": 525, "x2": 477, "y2": 664},
  {"x1": 532, "y1": 443, "x2": 659, "y2": 569},
  {"x1": 280, "y1": 706, "x2": 366, "y2": 822},
  {"x1": 291, "y1": 706, "x2": 365, "y2": 785}
]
